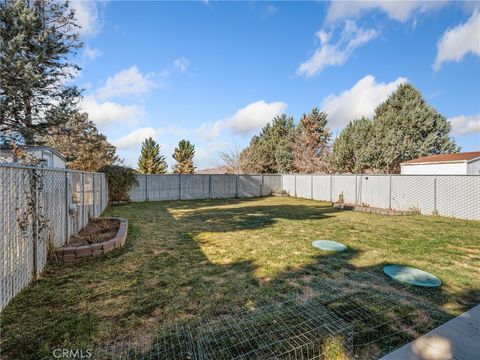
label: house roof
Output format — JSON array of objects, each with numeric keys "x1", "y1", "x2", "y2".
[
  {"x1": 401, "y1": 151, "x2": 480, "y2": 165},
  {"x1": 0, "y1": 145, "x2": 67, "y2": 161}
]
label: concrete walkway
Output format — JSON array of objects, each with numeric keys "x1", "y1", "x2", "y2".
[{"x1": 381, "y1": 305, "x2": 480, "y2": 360}]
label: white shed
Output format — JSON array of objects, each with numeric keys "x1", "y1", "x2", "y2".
[
  {"x1": 0, "y1": 145, "x2": 67, "y2": 169},
  {"x1": 400, "y1": 152, "x2": 480, "y2": 175}
]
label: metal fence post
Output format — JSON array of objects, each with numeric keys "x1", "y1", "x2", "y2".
[
  {"x1": 329, "y1": 174, "x2": 333, "y2": 203},
  {"x1": 208, "y1": 174, "x2": 212, "y2": 198},
  {"x1": 33, "y1": 167, "x2": 39, "y2": 279},
  {"x1": 235, "y1": 175, "x2": 239, "y2": 198},
  {"x1": 389, "y1": 174, "x2": 392, "y2": 209},
  {"x1": 311, "y1": 174, "x2": 313, "y2": 199},
  {"x1": 92, "y1": 174, "x2": 96, "y2": 216},
  {"x1": 261, "y1": 174, "x2": 264, "y2": 197},
  {"x1": 294, "y1": 174, "x2": 297, "y2": 198},
  {"x1": 82, "y1": 172, "x2": 85, "y2": 226},
  {"x1": 64, "y1": 171, "x2": 69, "y2": 245},
  {"x1": 178, "y1": 174, "x2": 181, "y2": 200}
]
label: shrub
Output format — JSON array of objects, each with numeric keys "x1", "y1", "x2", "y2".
[{"x1": 101, "y1": 165, "x2": 138, "y2": 203}]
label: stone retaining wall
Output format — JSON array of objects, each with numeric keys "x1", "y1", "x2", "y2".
[{"x1": 53, "y1": 218, "x2": 128, "y2": 262}]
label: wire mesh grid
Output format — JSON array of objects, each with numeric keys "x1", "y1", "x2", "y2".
[
  {"x1": 301, "y1": 270, "x2": 442, "y2": 358},
  {"x1": 196, "y1": 298, "x2": 353, "y2": 360}
]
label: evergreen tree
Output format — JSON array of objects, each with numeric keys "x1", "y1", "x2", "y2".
[
  {"x1": 0, "y1": 0, "x2": 82, "y2": 145},
  {"x1": 371, "y1": 83, "x2": 459, "y2": 173},
  {"x1": 241, "y1": 114, "x2": 296, "y2": 173},
  {"x1": 330, "y1": 117, "x2": 374, "y2": 173},
  {"x1": 41, "y1": 112, "x2": 119, "y2": 172},
  {"x1": 138, "y1": 137, "x2": 167, "y2": 174},
  {"x1": 293, "y1": 108, "x2": 331, "y2": 173},
  {"x1": 172, "y1": 140, "x2": 195, "y2": 174}
]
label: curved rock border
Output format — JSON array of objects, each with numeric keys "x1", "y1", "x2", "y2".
[{"x1": 54, "y1": 217, "x2": 128, "y2": 262}]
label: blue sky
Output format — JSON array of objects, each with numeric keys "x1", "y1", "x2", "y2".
[{"x1": 71, "y1": 1, "x2": 480, "y2": 169}]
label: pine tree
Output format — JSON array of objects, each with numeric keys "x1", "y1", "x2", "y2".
[
  {"x1": 371, "y1": 83, "x2": 459, "y2": 173},
  {"x1": 41, "y1": 112, "x2": 119, "y2": 172},
  {"x1": 330, "y1": 117, "x2": 374, "y2": 173},
  {"x1": 0, "y1": 0, "x2": 82, "y2": 145},
  {"x1": 172, "y1": 140, "x2": 195, "y2": 174},
  {"x1": 138, "y1": 137, "x2": 167, "y2": 174},
  {"x1": 241, "y1": 114, "x2": 296, "y2": 173},
  {"x1": 293, "y1": 108, "x2": 331, "y2": 173}
]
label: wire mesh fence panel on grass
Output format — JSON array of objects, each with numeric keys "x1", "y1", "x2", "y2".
[
  {"x1": 196, "y1": 298, "x2": 353, "y2": 360},
  {"x1": 97, "y1": 323, "x2": 197, "y2": 360},
  {"x1": 303, "y1": 270, "x2": 442, "y2": 359}
]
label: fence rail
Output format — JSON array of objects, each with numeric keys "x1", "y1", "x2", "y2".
[
  {"x1": 282, "y1": 174, "x2": 480, "y2": 220},
  {"x1": 0, "y1": 164, "x2": 108, "y2": 311},
  {"x1": 129, "y1": 174, "x2": 283, "y2": 202}
]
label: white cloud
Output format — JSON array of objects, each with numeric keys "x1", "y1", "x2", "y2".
[
  {"x1": 173, "y1": 57, "x2": 190, "y2": 72},
  {"x1": 80, "y1": 95, "x2": 144, "y2": 128},
  {"x1": 298, "y1": 21, "x2": 378, "y2": 77},
  {"x1": 225, "y1": 100, "x2": 288, "y2": 134},
  {"x1": 434, "y1": 10, "x2": 480, "y2": 70},
  {"x1": 83, "y1": 46, "x2": 102, "y2": 61},
  {"x1": 326, "y1": 1, "x2": 445, "y2": 23},
  {"x1": 196, "y1": 100, "x2": 287, "y2": 141},
  {"x1": 96, "y1": 66, "x2": 155, "y2": 100},
  {"x1": 71, "y1": 1, "x2": 102, "y2": 36},
  {"x1": 265, "y1": 5, "x2": 278, "y2": 16},
  {"x1": 113, "y1": 127, "x2": 158, "y2": 150},
  {"x1": 448, "y1": 114, "x2": 480, "y2": 135},
  {"x1": 321, "y1": 75, "x2": 407, "y2": 128}
]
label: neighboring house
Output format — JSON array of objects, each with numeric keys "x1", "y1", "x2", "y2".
[
  {"x1": 400, "y1": 151, "x2": 480, "y2": 175},
  {"x1": 0, "y1": 145, "x2": 67, "y2": 169}
]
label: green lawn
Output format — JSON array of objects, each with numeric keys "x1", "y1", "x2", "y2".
[{"x1": 1, "y1": 197, "x2": 479, "y2": 359}]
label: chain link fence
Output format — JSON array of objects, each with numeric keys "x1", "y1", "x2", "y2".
[
  {"x1": 283, "y1": 174, "x2": 480, "y2": 220},
  {"x1": 0, "y1": 164, "x2": 108, "y2": 311},
  {"x1": 129, "y1": 174, "x2": 283, "y2": 202}
]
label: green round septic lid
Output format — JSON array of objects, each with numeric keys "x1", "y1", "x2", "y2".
[
  {"x1": 312, "y1": 240, "x2": 347, "y2": 252},
  {"x1": 383, "y1": 265, "x2": 441, "y2": 287}
]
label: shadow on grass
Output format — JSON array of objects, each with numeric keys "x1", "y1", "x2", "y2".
[{"x1": 0, "y1": 198, "x2": 478, "y2": 360}]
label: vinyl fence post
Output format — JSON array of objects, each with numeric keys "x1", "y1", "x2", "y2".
[
  {"x1": 65, "y1": 171, "x2": 69, "y2": 245},
  {"x1": 389, "y1": 174, "x2": 392, "y2": 209},
  {"x1": 434, "y1": 175, "x2": 437, "y2": 214}
]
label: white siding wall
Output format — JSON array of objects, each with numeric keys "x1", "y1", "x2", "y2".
[{"x1": 401, "y1": 162, "x2": 467, "y2": 175}]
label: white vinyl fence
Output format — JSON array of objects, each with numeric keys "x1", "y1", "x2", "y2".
[
  {"x1": 0, "y1": 164, "x2": 108, "y2": 311},
  {"x1": 129, "y1": 174, "x2": 283, "y2": 202},
  {"x1": 282, "y1": 174, "x2": 480, "y2": 220}
]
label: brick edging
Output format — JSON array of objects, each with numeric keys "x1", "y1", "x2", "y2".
[
  {"x1": 333, "y1": 203, "x2": 419, "y2": 216},
  {"x1": 53, "y1": 217, "x2": 128, "y2": 262}
]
